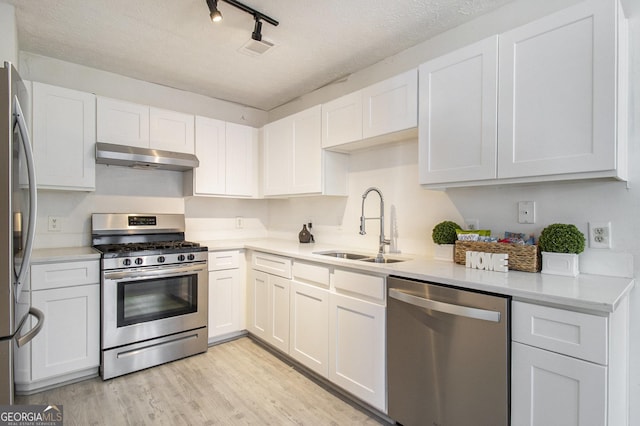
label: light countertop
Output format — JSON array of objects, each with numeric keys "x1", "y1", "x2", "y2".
[
  {"x1": 31, "y1": 246, "x2": 101, "y2": 263},
  {"x1": 201, "y1": 238, "x2": 635, "y2": 314}
]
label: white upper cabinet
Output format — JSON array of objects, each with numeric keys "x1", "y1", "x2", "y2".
[
  {"x1": 32, "y1": 82, "x2": 96, "y2": 191},
  {"x1": 263, "y1": 105, "x2": 348, "y2": 197},
  {"x1": 321, "y1": 69, "x2": 418, "y2": 152},
  {"x1": 419, "y1": 36, "x2": 498, "y2": 185},
  {"x1": 149, "y1": 107, "x2": 194, "y2": 154},
  {"x1": 97, "y1": 97, "x2": 149, "y2": 148},
  {"x1": 497, "y1": 0, "x2": 626, "y2": 180},
  {"x1": 362, "y1": 68, "x2": 418, "y2": 139},
  {"x1": 187, "y1": 117, "x2": 257, "y2": 197},
  {"x1": 322, "y1": 91, "x2": 363, "y2": 149},
  {"x1": 97, "y1": 97, "x2": 195, "y2": 154},
  {"x1": 419, "y1": 0, "x2": 628, "y2": 188}
]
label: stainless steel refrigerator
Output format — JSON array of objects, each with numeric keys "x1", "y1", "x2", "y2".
[{"x1": 0, "y1": 62, "x2": 44, "y2": 405}]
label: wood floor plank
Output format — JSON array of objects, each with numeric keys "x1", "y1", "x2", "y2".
[{"x1": 16, "y1": 337, "x2": 386, "y2": 425}]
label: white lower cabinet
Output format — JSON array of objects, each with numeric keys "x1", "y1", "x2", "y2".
[
  {"x1": 246, "y1": 252, "x2": 387, "y2": 413},
  {"x1": 329, "y1": 291, "x2": 386, "y2": 412},
  {"x1": 511, "y1": 300, "x2": 629, "y2": 426},
  {"x1": 208, "y1": 250, "x2": 245, "y2": 342},
  {"x1": 512, "y1": 342, "x2": 606, "y2": 426},
  {"x1": 15, "y1": 259, "x2": 100, "y2": 394},
  {"x1": 290, "y1": 261, "x2": 330, "y2": 377},
  {"x1": 247, "y1": 252, "x2": 293, "y2": 354}
]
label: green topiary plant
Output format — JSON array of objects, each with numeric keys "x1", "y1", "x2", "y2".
[
  {"x1": 538, "y1": 223, "x2": 585, "y2": 254},
  {"x1": 432, "y1": 221, "x2": 462, "y2": 245}
]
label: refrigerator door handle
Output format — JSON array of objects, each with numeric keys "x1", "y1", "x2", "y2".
[
  {"x1": 388, "y1": 288, "x2": 501, "y2": 322},
  {"x1": 15, "y1": 307, "x2": 44, "y2": 348},
  {"x1": 12, "y1": 96, "x2": 37, "y2": 298}
]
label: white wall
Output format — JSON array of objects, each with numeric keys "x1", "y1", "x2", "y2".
[{"x1": 0, "y1": 3, "x2": 18, "y2": 66}]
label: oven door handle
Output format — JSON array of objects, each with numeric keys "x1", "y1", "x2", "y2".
[{"x1": 104, "y1": 263, "x2": 206, "y2": 281}]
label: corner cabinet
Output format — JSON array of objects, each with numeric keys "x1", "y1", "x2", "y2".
[
  {"x1": 185, "y1": 117, "x2": 258, "y2": 197},
  {"x1": 31, "y1": 82, "x2": 96, "y2": 191},
  {"x1": 511, "y1": 300, "x2": 629, "y2": 426},
  {"x1": 263, "y1": 105, "x2": 348, "y2": 197},
  {"x1": 419, "y1": 0, "x2": 628, "y2": 188},
  {"x1": 208, "y1": 250, "x2": 245, "y2": 343},
  {"x1": 15, "y1": 259, "x2": 100, "y2": 394}
]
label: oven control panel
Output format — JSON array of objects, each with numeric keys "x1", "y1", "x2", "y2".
[{"x1": 102, "y1": 251, "x2": 208, "y2": 271}]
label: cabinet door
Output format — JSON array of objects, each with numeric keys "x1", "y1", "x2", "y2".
[
  {"x1": 321, "y1": 91, "x2": 363, "y2": 148},
  {"x1": 31, "y1": 284, "x2": 100, "y2": 381},
  {"x1": 225, "y1": 122, "x2": 257, "y2": 197},
  {"x1": 262, "y1": 117, "x2": 292, "y2": 196},
  {"x1": 362, "y1": 68, "x2": 417, "y2": 139},
  {"x1": 149, "y1": 107, "x2": 195, "y2": 154},
  {"x1": 419, "y1": 37, "x2": 498, "y2": 184},
  {"x1": 96, "y1": 97, "x2": 149, "y2": 148},
  {"x1": 512, "y1": 342, "x2": 606, "y2": 426},
  {"x1": 208, "y1": 269, "x2": 242, "y2": 339},
  {"x1": 290, "y1": 281, "x2": 329, "y2": 377},
  {"x1": 32, "y1": 83, "x2": 96, "y2": 190},
  {"x1": 498, "y1": 0, "x2": 617, "y2": 178},
  {"x1": 247, "y1": 270, "x2": 269, "y2": 341},
  {"x1": 329, "y1": 293, "x2": 386, "y2": 412},
  {"x1": 194, "y1": 116, "x2": 226, "y2": 195},
  {"x1": 268, "y1": 275, "x2": 290, "y2": 354},
  {"x1": 291, "y1": 105, "x2": 322, "y2": 195}
]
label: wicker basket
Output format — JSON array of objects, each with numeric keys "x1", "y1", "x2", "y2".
[{"x1": 454, "y1": 241, "x2": 541, "y2": 273}]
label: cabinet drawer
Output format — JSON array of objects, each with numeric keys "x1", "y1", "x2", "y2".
[
  {"x1": 512, "y1": 301, "x2": 608, "y2": 365},
  {"x1": 292, "y1": 261, "x2": 330, "y2": 288},
  {"x1": 333, "y1": 269, "x2": 385, "y2": 303},
  {"x1": 208, "y1": 250, "x2": 240, "y2": 271},
  {"x1": 31, "y1": 261, "x2": 100, "y2": 290},
  {"x1": 251, "y1": 252, "x2": 292, "y2": 279}
]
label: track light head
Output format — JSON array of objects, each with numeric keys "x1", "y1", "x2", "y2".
[
  {"x1": 206, "y1": 0, "x2": 223, "y2": 22},
  {"x1": 252, "y1": 19, "x2": 262, "y2": 41}
]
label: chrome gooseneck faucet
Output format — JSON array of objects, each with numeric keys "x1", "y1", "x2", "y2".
[{"x1": 360, "y1": 187, "x2": 390, "y2": 262}]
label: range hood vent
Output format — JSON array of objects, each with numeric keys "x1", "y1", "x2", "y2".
[{"x1": 95, "y1": 142, "x2": 199, "y2": 171}]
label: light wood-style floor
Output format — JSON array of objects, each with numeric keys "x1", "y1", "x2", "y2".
[{"x1": 17, "y1": 337, "x2": 386, "y2": 425}]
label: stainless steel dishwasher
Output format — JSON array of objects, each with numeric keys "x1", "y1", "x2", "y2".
[{"x1": 387, "y1": 276, "x2": 510, "y2": 426}]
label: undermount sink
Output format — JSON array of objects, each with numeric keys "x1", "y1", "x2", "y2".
[
  {"x1": 314, "y1": 250, "x2": 407, "y2": 263},
  {"x1": 314, "y1": 251, "x2": 370, "y2": 260},
  {"x1": 360, "y1": 257, "x2": 405, "y2": 264}
]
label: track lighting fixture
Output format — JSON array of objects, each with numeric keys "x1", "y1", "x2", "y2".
[
  {"x1": 206, "y1": 0, "x2": 223, "y2": 22},
  {"x1": 205, "y1": 0, "x2": 278, "y2": 39}
]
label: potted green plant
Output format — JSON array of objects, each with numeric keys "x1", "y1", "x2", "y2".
[
  {"x1": 538, "y1": 223, "x2": 585, "y2": 277},
  {"x1": 432, "y1": 220, "x2": 461, "y2": 261}
]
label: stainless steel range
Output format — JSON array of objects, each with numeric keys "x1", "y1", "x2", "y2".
[{"x1": 92, "y1": 213, "x2": 208, "y2": 380}]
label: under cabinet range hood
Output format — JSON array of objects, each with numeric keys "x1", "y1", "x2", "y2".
[{"x1": 95, "y1": 142, "x2": 199, "y2": 171}]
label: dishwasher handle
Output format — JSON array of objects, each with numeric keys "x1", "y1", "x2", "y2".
[{"x1": 388, "y1": 288, "x2": 501, "y2": 323}]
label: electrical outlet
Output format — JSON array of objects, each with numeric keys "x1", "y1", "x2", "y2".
[
  {"x1": 48, "y1": 216, "x2": 62, "y2": 232},
  {"x1": 589, "y1": 222, "x2": 612, "y2": 249},
  {"x1": 235, "y1": 217, "x2": 244, "y2": 229},
  {"x1": 464, "y1": 219, "x2": 479, "y2": 230},
  {"x1": 518, "y1": 201, "x2": 535, "y2": 224}
]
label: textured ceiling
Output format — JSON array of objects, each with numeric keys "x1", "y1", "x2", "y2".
[{"x1": 3, "y1": 0, "x2": 514, "y2": 110}]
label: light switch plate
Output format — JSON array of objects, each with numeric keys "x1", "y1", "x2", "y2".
[{"x1": 518, "y1": 201, "x2": 535, "y2": 224}]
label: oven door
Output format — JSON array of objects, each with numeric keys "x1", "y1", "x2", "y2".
[{"x1": 102, "y1": 262, "x2": 208, "y2": 349}]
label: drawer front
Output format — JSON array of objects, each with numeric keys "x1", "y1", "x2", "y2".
[
  {"x1": 292, "y1": 261, "x2": 330, "y2": 288},
  {"x1": 208, "y1": 250, "x2": 240, "y2": 271},
  {"x1": 251, "y1": 252, "x2": 292, "y2": 279},
  {"x1": 31, "y1": 260, "x2": 100, "y2": 290},
  {"x1": 512, "y1": 301, "x2": 608, "y2": 365},
  {"x1": 333, "y1": 269, "x2": 385, "y2": 303}
]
